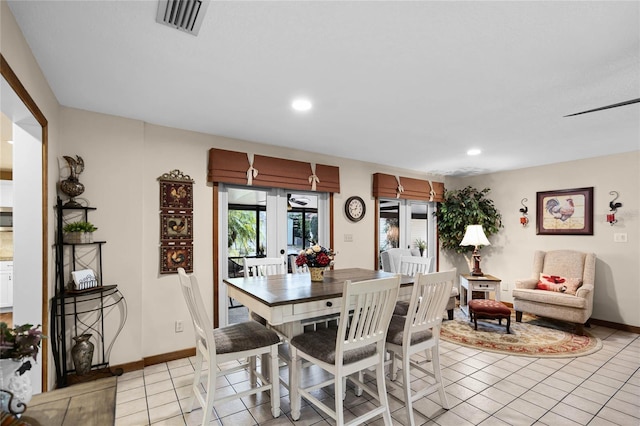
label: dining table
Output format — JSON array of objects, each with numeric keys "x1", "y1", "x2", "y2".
[{"x1": 224, "y1": 267, "x2": 414, "y2": 339}]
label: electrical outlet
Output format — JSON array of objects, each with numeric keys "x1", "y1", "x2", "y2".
[
  {"x1": 344, "y1": 234, "x2": 353, "y2": 242},
  {"x1": 175, "y1": 320, "x2": 184, "y2": 333}
]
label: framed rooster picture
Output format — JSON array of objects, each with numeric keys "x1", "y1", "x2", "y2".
[{"x1": 536, "y1": 187, "x2": 593, "y2": 235}]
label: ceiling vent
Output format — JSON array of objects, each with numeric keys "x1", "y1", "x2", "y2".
[{"x1": 156, "y1": 0, "x2": 209, "y2": 36}]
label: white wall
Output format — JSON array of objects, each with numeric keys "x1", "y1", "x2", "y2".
[{"x1": 443, "y1": 151, "x2": 640, "y2": 327}]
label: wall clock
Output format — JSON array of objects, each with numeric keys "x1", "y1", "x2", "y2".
[{"x1": 345, "y1": 196, "x2": 366, "y2": 222}]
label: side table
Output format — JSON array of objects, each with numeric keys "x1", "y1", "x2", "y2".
[{"x1": 459, "y1": 274, "x2": 501, "y2": 316}]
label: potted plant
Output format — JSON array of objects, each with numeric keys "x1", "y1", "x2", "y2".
[
  {"x1": 0, "y1": 322, "x2": 44, "y2": 410},
  {"x1": 415, "y1": 238, "x2": 426, "y2": 256},
  {"x1": 434, "y1": 186, "x2": 502, "y2": 274},
  {"x1": 63, "y1": 221, "x2": 98, "y2": 244}
]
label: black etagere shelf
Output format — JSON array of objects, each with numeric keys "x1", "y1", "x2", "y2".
[{"x1": 51, "y1": 197, "x2": 127, "y2": 388}]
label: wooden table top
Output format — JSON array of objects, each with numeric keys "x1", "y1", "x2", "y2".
[{"x1": 224, "y1": 268, "x2": 414, "y2": 307}]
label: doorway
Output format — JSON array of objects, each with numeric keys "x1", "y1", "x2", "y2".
[{"x1": 1, "y1": 55, "x2": 48, "y2": 393}]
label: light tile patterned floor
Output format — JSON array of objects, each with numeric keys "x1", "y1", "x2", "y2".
[{"x1": 115, "y1": 320, "x2": 640, "y2": 425}]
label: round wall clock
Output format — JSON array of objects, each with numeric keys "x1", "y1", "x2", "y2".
[{"x1": 345, "y1": 196, "x2": 366, "y2": 222}]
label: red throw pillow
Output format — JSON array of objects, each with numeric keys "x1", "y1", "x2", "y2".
[
  {"x1": 536, "y1": 273, "x2": 567, "y2": 292},
  {"x1": 536, "y1": 273, "x2": 583, "y2": 295}
]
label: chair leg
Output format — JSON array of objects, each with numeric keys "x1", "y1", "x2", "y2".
[
  {"x1": 516, "y1": 310, "x2": 523, "y2": 322},
  {"x1": 401, "y1": 352, "x2": 415, "y2": 426},
  {"x1": 249, "y1": 355, "x2": 257, "y2": 386},
  {"x1": 431, "y1": 345, "x2": 449, "y2": 410},
  {"x1": 203, "y1": 354, "x2": 216, "y2": 426},
  {"x1": 269, "y1": 345, "x2": 281, "y2": 417},
  {"x1": 335, "y1": 370, "x2": 345, "y2": 425},
  {"x1": 375, "y1": 354, "x2": 393, "y2": 426},
  {"x1": 390, "y1": 350, "x2": 399, "y2": 381},
  {"x1": 290, "y1": 347, "x2": 302, "y2": 421},
  {"x1": 187, "y1": 350, "x2": 203, "y2": 413},
  {"x1": 447, "y1": 308, "x2": 454, "y2": 320}
]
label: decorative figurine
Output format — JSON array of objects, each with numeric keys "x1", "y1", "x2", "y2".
[{"x1": 60, "y1": 155, "x2": 85, "y2": 207}]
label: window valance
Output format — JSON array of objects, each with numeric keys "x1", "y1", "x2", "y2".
[
  {"x1": 372, "y1": 173, "x2": 444, "y2": 202},
  {"x1": 207, "y1": 148, "x2": 340, "y2": 193}
]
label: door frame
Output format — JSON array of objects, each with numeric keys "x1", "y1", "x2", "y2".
[
  {"x1": 1, "y1": 54, "x2": 49, "y2": 391},
  {"x1": 214, "y1": 184, "x2": 330, "y2": 327}
]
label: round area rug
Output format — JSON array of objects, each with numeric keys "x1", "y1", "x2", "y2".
[{"x1": 440, "y1": 312, "x2": 602, "y2": 358}]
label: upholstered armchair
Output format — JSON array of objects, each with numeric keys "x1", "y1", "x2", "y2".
[{"x1": 512, "y1": 250, "x2": 596, "y2": 335}]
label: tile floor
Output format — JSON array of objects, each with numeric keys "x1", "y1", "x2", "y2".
[{"x1": 115, "y1": 320, "x2": 640, "y2": 425}]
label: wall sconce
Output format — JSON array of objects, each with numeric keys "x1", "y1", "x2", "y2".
[
  {"x1": 519, "y1": 198, "x2": 529, "y2": 227},
  {"x1": 607, "y1": 191, "x2": 622, "y2": 225}
]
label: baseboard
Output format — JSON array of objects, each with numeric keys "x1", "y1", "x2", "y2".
[
  {"x1": 111, "y1": 348, "x2": 196, "y2": 374},
  {"x1": 590, "y1": 318, "x2": 640, "y2": 335}
]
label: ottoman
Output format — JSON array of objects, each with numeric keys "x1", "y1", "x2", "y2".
[{"x1": 468, "y1": 299, "x2": 511, "y2": 334}]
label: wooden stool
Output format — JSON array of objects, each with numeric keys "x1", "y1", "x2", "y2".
[{"x1": 468, "y1": 299, "x2": 511, "y2": 334}]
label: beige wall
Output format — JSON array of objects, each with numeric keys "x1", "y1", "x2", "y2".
[
  {"x1": 3, "y1": 1, "x2": 639, "y2": 391},
  {"x1": 59, "y1": 108, "x2": 444, "y2": 361},
  {"x1": 1, "y1": 0, "x2": 60, "y2": 390},
  {"x1": 445, "y1": 152, "x2": 640, "y2": 327}
]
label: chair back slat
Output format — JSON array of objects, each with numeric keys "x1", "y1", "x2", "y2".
[
  {"x1": 403, "y1": 270, "x2": 456, "y2": 345},
  {"x1": 399, "y1": 256, "x2": 434, "y2": 276},
  {"x1": 337, "y1": 276, "x2": 401, "y2": 359},
  {"x1": 243, "y1": 256, "x2": 286, "y2": 277},
  {"x1": 178, "y1": 268, "x2": 216, "y2": 357}
]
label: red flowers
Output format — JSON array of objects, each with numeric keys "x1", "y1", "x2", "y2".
[{"x1": 296, "y1": 244, "x2": 335, "y2": 268}]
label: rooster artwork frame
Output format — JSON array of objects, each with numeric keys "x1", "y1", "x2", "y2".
[
  {"x1": 158, "y1": 169, "x2": 194, "y2": 273},
  {"x1": 536, "y1": 187, "x2": 593, "y2": 235}
]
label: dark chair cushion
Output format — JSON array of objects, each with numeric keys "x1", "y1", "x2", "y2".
[
  {"x1": 393, "y1": 301, "x2": 410, "y2": 316},
  {"x1": 214, "y1": 321, "x2": 280, "y2": 354},
  {"x1": 290, "y1": 327, "x2": 376, "y2": 365},
  {"x1": 385, "y1": 315, "x2": 433, "y2": 346}
]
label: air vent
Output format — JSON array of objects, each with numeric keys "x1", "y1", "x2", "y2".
[{"x1": 156, "y1": 0, "x2": 209, "y2": 36}]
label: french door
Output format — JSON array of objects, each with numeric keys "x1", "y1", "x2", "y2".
[
  {"x1": 217, "y1": 184, "x2": 330, "y2": 325},
  {"x1": 378, "y1": 198, "x2": 437, "y2": 263}
]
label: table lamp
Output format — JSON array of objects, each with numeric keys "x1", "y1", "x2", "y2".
[{"x1": 460, "y1": 224, "x2": 490, "y2": 276}]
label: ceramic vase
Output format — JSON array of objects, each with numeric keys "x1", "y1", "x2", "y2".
[
  {"x1": 309, "y1": 267, "x2": 324, "y2": 282},
  {"x1": 0, "y1": 359, "x2": 32, "y2": 413},
  {"x1": 71, "y1": 334, "x2": 94, "y2": 376}
]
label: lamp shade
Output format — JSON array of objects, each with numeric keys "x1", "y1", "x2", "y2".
[{"x1": 460, "y1": 225, "x2": 490, "y2": 247}]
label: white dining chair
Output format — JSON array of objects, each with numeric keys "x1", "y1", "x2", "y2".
[
  {"x1": 243, "y1": 256, "x2": 286, "y2": 277},
  {"x1": 177, "y1": 268, "x2": 282, "y2": 425},
  {"x1": 394, "y1": 256, "x2": 434, "y2": 316},
  {"x1": 289, "y1": 275, "x2": 401, "y2": 425},
  {"x1": 385, "y1": 269, "x2": 456, "y2": 426}
]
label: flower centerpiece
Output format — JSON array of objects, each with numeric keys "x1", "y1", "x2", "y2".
[
  {"x1": 0, "y1": 323, "x2": 44, "y2": 410},
  {"x1": 296, "y1": 244, "x2": 335, "y2": 281}
]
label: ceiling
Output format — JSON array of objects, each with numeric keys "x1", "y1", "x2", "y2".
[{"x1": 7, "y1": 1, "x2": 640, "y2": 176}]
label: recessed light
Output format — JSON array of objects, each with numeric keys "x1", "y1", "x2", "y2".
[
  {"x1": 467, "y1": 148, "x2": 481, "y2": 156},
  {"x1": 291, "y1": 98, "x2": 312, "y2": 112}
]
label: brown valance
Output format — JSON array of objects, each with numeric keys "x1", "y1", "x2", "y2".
[
  {"x1": 372, "y1": 173, "x2": 444, "y2": 202},
  {"x1": 207, "y1": 148, "x2": 340, "y2": 193}
]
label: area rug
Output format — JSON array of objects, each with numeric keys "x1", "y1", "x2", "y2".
[{"x1": 440, "y1": 311, "x2": 602, "y2": 358}]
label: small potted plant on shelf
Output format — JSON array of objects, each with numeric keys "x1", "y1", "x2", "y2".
[
  {"x1": 0, "y1": 322, "x2": 44, "y2": 409},
  {"x1": 63, "y1": 221, "x2": 98, "y2": 244},
  {"x1": 415, "y1": 238, "x2": 427, "y2": 256}
]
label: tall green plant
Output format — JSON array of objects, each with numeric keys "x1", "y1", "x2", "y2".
[{"x1": 434, "y1": 186, "x2": 502, "y2": 254}]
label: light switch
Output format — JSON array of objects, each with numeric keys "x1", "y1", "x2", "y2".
[{"x1": 614, "y1": 233, "x2": 628, "y2": 243}]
